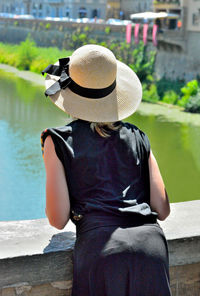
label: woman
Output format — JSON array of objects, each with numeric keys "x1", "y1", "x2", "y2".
[{"x1": 41, "y1": 44, "x2": 171, "y2": 295}]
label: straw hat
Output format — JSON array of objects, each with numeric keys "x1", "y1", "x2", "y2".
[{"x1": 42, "y1": 44, "x2": 142, "y2": 122}]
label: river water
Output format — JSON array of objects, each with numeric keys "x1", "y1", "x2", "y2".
[{"x1": 0, "y1": 69, "x2": 200, "y2": 221}]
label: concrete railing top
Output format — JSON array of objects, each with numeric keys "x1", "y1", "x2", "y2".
[
  {"x1": 0, "y1": 200, "x2": 200, "y2": 260},
  {"x1": 159, "y1": 199, "x2": 200, "y2": 240},
  {"x1": 0, "y1": 218, "x2": 76, "y2": 260}
]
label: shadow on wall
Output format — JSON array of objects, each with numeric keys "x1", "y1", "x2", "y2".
[{"x1": 43, "y1": 232, "x2": 76, "y2": 254}]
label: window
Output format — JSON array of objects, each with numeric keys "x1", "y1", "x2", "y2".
[
  {"x1": 46, "y1": 6, "x2": 50, "y2": 15},
  {"x1": 79, "y1": 7, "x2": 87, "y2": 18},
  {"x1": 92, "y1": 9, "x2": 98, "y2": 18},
  {"x1": 192, "y1": 13, "x2": 200, "y2": 26},
  {"x1": 66, "y1": 7, "x2": 70, "y2": 17},
  {"x1": 11, "y1": 4, "x2": 15, "y2": 13}
]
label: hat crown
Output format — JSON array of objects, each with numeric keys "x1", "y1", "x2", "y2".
[{"x1": 69, "y1": 45, "x2": 117, "y2": 89}]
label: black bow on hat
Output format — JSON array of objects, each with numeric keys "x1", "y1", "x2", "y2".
[
  {"x1": 42, "y1": 58, "x2": 71, "y2": 97},
  {"x1": 42, "y1": 57, "x2": 116, "y2": 99}
]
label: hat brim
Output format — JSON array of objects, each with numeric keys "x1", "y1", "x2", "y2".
[{"x1": 44, "y1": 60, "x2": 142, "y2": 122}]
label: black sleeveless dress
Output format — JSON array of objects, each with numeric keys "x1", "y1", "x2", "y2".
[{"x1": 41, "y1": 119, "x2": 171, "y2": 296}]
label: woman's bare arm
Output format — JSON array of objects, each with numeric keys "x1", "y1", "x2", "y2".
[
  {"x1": 43, "y1": 135, "x2": 70, "y2": 229},
  {"x1": 148, "y1": 150, "x2": 170, "y2": 221}
]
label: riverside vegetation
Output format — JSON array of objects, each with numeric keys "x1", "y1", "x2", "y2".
[{"x1": 0, "y1": 34, "x2": 200, "y2": 114}]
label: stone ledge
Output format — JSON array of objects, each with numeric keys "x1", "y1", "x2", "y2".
[
  {"x1": 0, "y1": 200, "x2": 200, "y2": 295},
  {"x1": 159, "y1": 200, "x2": 200, "y2": 240},
  {"x1": 159, "y1": 200, "x2": 200, "y2": 266},
  {"x1": 0, "y1": 219, "x2": 76, "y2": 259}
]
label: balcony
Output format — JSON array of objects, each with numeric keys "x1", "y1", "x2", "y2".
[{"x1": 153, "y1": 0, "x2": 181, "y2": 10}]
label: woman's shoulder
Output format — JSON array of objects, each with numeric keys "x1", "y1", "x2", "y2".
[
  {"x1": 41, "y1": 121, "x2": 73, "y2": 149},
  {"x1": 121, "y1": 121, "x2": 150, "y2": 155},
  {"x1": 121, "y1": 121, "x2": 146, "y2": 136},
  {"x1": 40, "y1": 121, "x2": 76, "y2": 160},
  {"x1": 40, "y1": 119, "x2": 89, "y2": 144},
  {"x1": 41, "y1": 120, "x2": 77, "y2": 137},
  {"x1": 41, "y1": 125, "x2": 71, "y2": 140}
]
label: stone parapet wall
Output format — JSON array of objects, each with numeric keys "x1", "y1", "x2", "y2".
[
  {"x1": 1, "y1": 267, "x2": 200, "y2": 296},
  {"x1": 0, "y1": 201, "x2": 200, "y2": 296},
  {"x1": 1, "y1": 281, "x2": 72, "y2": 296},
  {"x1": 170, "y1": 263, "x2": 200, "y2": 296}
]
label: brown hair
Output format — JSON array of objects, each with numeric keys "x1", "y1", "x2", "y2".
[
  {"x1": 71, "y1": 118, "x2": 121, "y2": 138},
  {"x1": 90, "y1": 122, "x2": 121, "y2": 138}
]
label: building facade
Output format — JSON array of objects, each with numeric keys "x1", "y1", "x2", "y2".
[
  {"x1": 0, "y1": 0, "x2": 154, "y2": 20},
  {"x1": 106, "y1": 1, "x2": 121, "y2": 19},
  {"x1": 0, "y1": 0, "x2": 107, "y2": 19},
  {"x1": 153, "y1": 0, "x2": 200, "y2": 81},
  {"x1": 185, "y1": 0, "x2": 200, "y2": 32},
  {"x1": 121, "y1": 0, "x2": 153, "y2": 19},
  {"x1": 107, "y1": 0, "x2": 153, "y2": 19},
  {"x1": 153, "y1": 0, "x2": 200, "y2": 32}
]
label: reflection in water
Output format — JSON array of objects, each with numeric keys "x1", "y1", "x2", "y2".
[
  {"x1": 0, "y1": 70, "x2": 200, "y2": 221},
  {"x1": 128, "y1": 112, "x2": 200, "y2": 203},
  {"x1": 0, "y1": 70, "x2": 69, "y2": 221}
]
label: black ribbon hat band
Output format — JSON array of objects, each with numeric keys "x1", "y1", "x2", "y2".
[{"x1": 42, "y1": 57, "x2": 116, "y2": 99}]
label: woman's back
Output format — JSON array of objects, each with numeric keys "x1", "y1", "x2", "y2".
[
  {"x1": 41, "y1": 119, "x2": 171, "y2": 296},
  {"x1": 41, "y1": 119, "x2": 157, "y2": 221}
]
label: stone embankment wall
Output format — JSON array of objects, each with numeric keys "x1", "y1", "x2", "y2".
[
  {"x1": 0, "y1": 17, "x2": 126, "y2": 48},
  {"x1": 0, "y1": 200, "x2": 200, "y2": 296},
  {"x1": 154, "y1": 31, "x2": 200, "y2": 81},
  {"x1": 0, "y1": 17, "x2": 199, "y2": 81}
]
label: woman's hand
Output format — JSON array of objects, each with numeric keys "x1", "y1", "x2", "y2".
[
  {"x1": 148, "y1": 150, "x2": 170, "y2": 221},
  {"x1": 43, "y1": 135, "x2": 70, "y2": 229}
]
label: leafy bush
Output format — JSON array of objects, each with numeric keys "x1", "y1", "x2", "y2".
[
  {"x1": 30, "y1": 58, "x2": 50, "y2": 73},
  {"x1": 178, "y1": 79, "x2": 199, "y2": 107},
  {"x1": 128, "y1": 43, "x2": 156, "y2": 82},
  {"x1": 16, "y1": 36, "x2": 37, "y2": 70},
  {"x1": 105, "y1": 27, "x2": 111, "y2": 34},
  {"x1": 45, "y1": 23, "x2": 51, "y2": 30},
  {"x1": 142, "y1": 83, "x2": 160, "y2": 103},
  {"x1": 185, "y1": 91, "x2": 200, "y2": 113},
  {"x1": 0, "y1": 46, "x2": 19, "y2": 68},
  {"x1": 162, "y1": 90, "x2": 179, "y2": 104},
  {"x1": 0, "y1": 39, "x2": 72, "y2": 73},
  {"x1": 156, "y1": 77, "x2": 184, "y2": 98}
]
